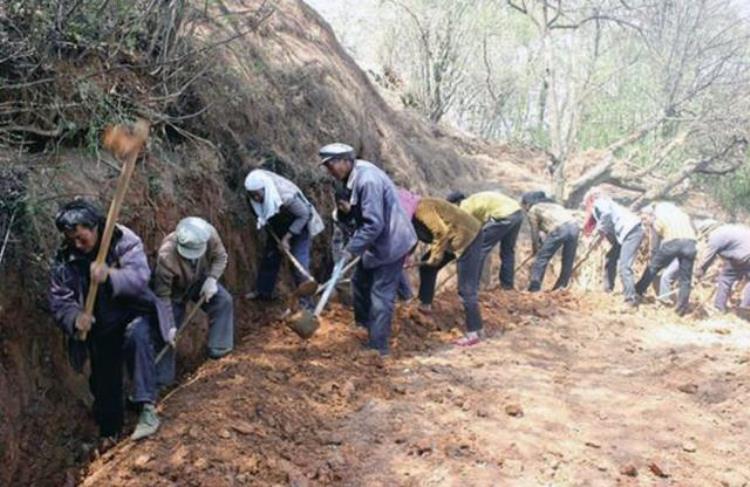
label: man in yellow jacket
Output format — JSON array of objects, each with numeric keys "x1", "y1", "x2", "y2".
[
  {"x1": 413, "y1": 197, "x2": 484, "y2": 346},
  {"x1": 447, "y1": 190, "x2": 523, "y2": 290}
]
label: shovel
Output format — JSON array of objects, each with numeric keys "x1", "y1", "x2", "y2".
[
  {"x1": 268, "y1": 229, "x2": 317, "y2": 297},
  {"x1": 154, "y1": 295, "x2": 208, "y2": 364},
  {"x1": 314, "y1": 256, "x2": 360, "y2": 296},
  {"x1": 288, "y1": 255, "x2": 353, "y2": 339}
]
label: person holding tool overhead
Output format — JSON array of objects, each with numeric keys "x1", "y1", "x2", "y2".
[
  {"x1": 243, "y1": 168, "x2": 324, "y2": 307},
  {"x1": 153, "y1": 216, "x2": 234, "y2": 388},
  {"x1": 48, "y1": 200, "x2": 165, "y2": 441}
]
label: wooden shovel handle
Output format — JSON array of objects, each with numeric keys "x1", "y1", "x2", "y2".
[
  {"x1": 78, "y1": 151, "x2": 139, "y2": 340},
  {"x1": 268, "y1": 229, "x2": 315, "y2": 283}
]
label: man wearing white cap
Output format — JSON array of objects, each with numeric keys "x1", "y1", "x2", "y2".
[
  {"x1": 319, "y1": 143, "x2": 417, "y2": 355},
  {"x1": 154, "y1": 217, "x2": 234, "y2": 385}
]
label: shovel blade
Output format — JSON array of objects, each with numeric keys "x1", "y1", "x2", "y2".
[
  {"x1": 287, "y1": 309, "x2": 319, "y2": 339},
  {"x1": 296, "y1": 279, "x2": 318, "y2": 297}
]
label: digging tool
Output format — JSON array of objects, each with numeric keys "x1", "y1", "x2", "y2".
[
  {"x1": 78, "y1": 119, "x2": 149, "y2": 341},
  {"x1": 288, "y1": 255, "x2": 351, "y2": 339},
  {"x1": 571, "y1": 235, "x2": 602, "y2": 276},
  {"x1": 154, "y1": 295, "x2": 207, "y2": 364},
  {"x1": 314, "y1": 256, "x2": 360, "y2": 296},
  {"x1": 514, "y1": 253, "x2": 535, "y2": 273},
  {"x1": 268, "y1": 229, "x2": 318, "y2": 297}
]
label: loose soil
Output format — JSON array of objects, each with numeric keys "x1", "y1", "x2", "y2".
[{"x1": 80, "y1": 287, "x2": 750, "y2": 486}]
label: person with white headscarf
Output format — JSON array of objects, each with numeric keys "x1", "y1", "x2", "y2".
[{"x1": 244, "y1": 169, "x2": 324, "y2": 305}]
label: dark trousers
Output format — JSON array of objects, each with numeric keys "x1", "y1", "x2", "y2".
[
  {"x1": 636, "y1": 239, "x2": 696, "y2": 314},
  {"x1": 256, "y1": 228, "x2": 312, "y2": 309},
  {"x1": 715, "y1": 261, "x2": 750, "y2": 312},
  {"x1": 89, "y1": 316, "x2": 157, "y2": 437},
  {"x1": 529, "y1": 222, "x2": 580, "y2": 292},
  {"x1": 397, "y1": 270, "x2": 413, "y2": 301},
  {"x1": 352, "y1": 257, "x2": 407, "y2": 354},
  {"x1": 604, "y1": 225, "x2": 644, "y2": 303},
  {"x1": 419, "y1": 234, "x2": 484, "y2": 332},
  {"x1": 479, "y1": 210, "x2": 523, "y2": 289},
  {"x1": 157, "y1": 283, "x2": 235, "y2": 387}
]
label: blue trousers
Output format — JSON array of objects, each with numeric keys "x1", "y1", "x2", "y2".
[
  {"x1": 256, "y1": 229, "x2": 313, "y2": 309},
  {"x1": 157, "y1": 283, "x2": 235, "y2": 388},
  {"x1": 90, "y1": 316, "x2": 157, "y2": 437},
  {"x1": 352, "y1": 257, "x2": 406, "y2": 354}
]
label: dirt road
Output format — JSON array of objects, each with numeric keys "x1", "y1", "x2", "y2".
[{"x1": 81, "y1": 290, "x2": 750, "y2": 486}]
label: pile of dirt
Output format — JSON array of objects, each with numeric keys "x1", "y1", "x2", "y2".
[{"x1": 80, "y1": 287, "x2": 750, "y2": 485}]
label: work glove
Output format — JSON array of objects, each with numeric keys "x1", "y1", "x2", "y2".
[
  {"x1": 75, "y1": 312, "x2": 94, "y2": 334},
  {"x1": 201, "y1": 277, "x2": 219, "y2": 301},
  {"x1": 167, "y1": 326, "x2": 177, "y2": 348}
]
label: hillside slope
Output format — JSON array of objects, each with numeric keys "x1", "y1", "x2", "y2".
[{"x1": 0, "y1": 0, "x2": 546, "y2": 484}]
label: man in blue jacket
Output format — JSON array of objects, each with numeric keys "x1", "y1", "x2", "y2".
[{"x1": 319, "y1": 143, "x2": 417, "y2": 355}]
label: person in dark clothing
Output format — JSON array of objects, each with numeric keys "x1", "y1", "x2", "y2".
[
  {"x1": 635, "y1": 202, "x2": 697, "y2": 315},
  {"x1": 447, "y1": 190, "x2": 523, "y2": 290},
  {"x1": 521, "y1": 191, "x2": 580, "y2": 292},
  {"x1": 244, "y1": 169, "x2": 324, "y2": 308},
  {"x1": 48, "y1": 200, "x2": 169, "y2": 440}
]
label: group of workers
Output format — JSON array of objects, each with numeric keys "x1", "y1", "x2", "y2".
[{"x1": 48, "y1": 142, "x2": 750, "y2": 445}]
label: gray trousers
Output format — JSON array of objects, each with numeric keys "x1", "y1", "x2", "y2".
[
  {"x1": 659, "y1": 259, "x2": 680, "y2": 298},
  {"x1": 528, "y1": 222, "x2": 580, "y2": 292},
  {"x1": 156, "y1": 283, "x2": 234, "y2": 387},
  {"x1": 604, "y1": 225, "x2": 644, "y2": 303},
  {"x1": 715, "y1": 261, "x2": 750, "y2": 312}
]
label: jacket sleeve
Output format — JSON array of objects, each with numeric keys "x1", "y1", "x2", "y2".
[
  {"x1": 108, "y1": 235, "x2": 150, "y2": 298},
  {"x1": 48, "y1": 264, "x2": 81, "y2": 336},
  {"x1": 207, "y1": 228, "x2": 228, "y2": 279},
  {"x1": 347, "y1": 179, "x2": 386, "y2": 256},
  {"x1": 284, "y1": 193, "x2": 312, "y2": 236},
  {"x1": 698, "y1": 233, "x2": 722, "y2": 273},
  {"x1": 528, "y1": 207, "x2": 542, "y2": 254}
]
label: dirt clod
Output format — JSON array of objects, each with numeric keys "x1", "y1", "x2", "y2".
[
  {"x1": 620, "y1": 464, "x2": 638, "y2": 477},
  {"x1": 505, "y1": 404, "x2": 524, "y2": 417},
  {"x1": 649, "y1": 461, "x2": 669, "y2": 478}
]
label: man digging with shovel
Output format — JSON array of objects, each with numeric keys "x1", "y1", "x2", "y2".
[
  {"x1": 244, "y1": 169, "x2": 324, "y2": 308},
  {"x1": 319, "y1": 143, "x2": 417, "y2": 356},
  {"x1": 153, "y1": 216, "x2": 234, "y2": 388}
]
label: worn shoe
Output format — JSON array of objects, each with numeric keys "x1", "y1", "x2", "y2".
[
  {"x1": 455, "y1": 332, "x2": 481, "y2": 347},
  {"x1": 131, "y1": 404, "x2": 160, "y2": 441}
]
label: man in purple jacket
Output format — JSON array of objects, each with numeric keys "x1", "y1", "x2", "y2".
[
  {"x1": 319, "y1": 143, "x2": 417, "y2": 355},
  {"x1": 696, "y1": 223, "x2": 750, "y2": 313},
  {"x1": 48, "y1": 200, "x2": 168, "y2": 441}
]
